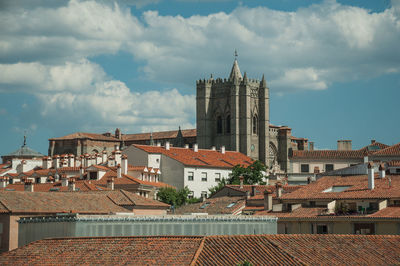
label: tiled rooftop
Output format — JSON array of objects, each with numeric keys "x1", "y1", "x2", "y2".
[
  {"x1": 123, "y1": 128, "x2": 196, "y2": 141},
  {"x1": 173, "y1": 196, "x2": 245, "y2": 215},
  {"x1": 49, "y1": 132, "x2": 119, "y2": 141},
  {"x1": 281, "y1": 175, "x2": 400, "y2": 200},
  {"x1": 373, "y1": 142, "x2": 400, "y2": 156},
  {"x1": 133, "y1": 144, "x2": 253, "y2": 168},
  {"x1": 2, "y1": 234, "x2": 400, "y2": 265}
]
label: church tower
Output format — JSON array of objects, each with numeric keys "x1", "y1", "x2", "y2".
[{"x1": 196, "y1": 56, "x2": 270, "y2": 166}]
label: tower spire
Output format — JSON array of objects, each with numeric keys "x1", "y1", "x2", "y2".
[{"x1": 229, "y1": 50, "x2": 242, "y2": 80}]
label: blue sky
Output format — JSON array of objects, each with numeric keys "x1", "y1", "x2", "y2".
[{"x1": 0, "y1": 0, "x2": 399, "y2": 156}]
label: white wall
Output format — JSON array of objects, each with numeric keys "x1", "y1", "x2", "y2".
[
  {"x1": 183, "y1": 167, "x2": 231, "y2": 198},
  {"x1": 291, "y1": 159, "x2": 361, "y2": 174},
  {"x1": 148, "y1": 154, "x2": 161, "y2": 169}
]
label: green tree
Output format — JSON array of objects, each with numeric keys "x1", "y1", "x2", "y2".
[
  {"x1": 228, "y1": 160, "x2": 266, "y2": 185},
  {"x1": 208, "y1": 178, "x2": 227, "y2": 196},
  {"x1": 157, "y1": 186, "x2": 192, "y2": 207}
]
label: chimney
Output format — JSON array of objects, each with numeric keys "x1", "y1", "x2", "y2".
[
  {"x1": 19, "y1": 160, "x2": 27, "y2": 173},
  {"x1": 107, "y1": 177, "x2": 114, "y2": 190},
  {"x1": 246, "y1": 191, "x2": 250, "y2": 200},
  {"x1": 275, "y1": 182, "x2": 282, "y2": 198},
  {"x1": 263, "y1": 189, "x2": 273, "y2": 211},
  {"x1": 193, "y1": 143, "x2": 198, "y2": 152},
  {"x1": 239, "y1": 176, "x2": 244, "y2": 189},
  {"x1": 80, "y1": 166, "x2": 84, "y2": 179},
  {"x1": 42, "y1": 156, "x2": 52, "y2": 169},
  {"x1": 68, "y1": 178, "x2": 75, "y2": 191},
  {"x1": 211, "y1": 146, "x2": 216, "y2": 151},
  {"x1": 368, "y1": 162, "x2": 375, "y2": 190},
  {"x1": 221, "y1": 146, "x2": 225, "y2": 154},
  {"x1": 371, "y1": 139, "x2": 376, "y2": 144},
  {"x1": 157, "y1": 142, "x2": 161, "y2": 147},
  {"x1": 117, "y1": 164, "x2": 122, "y2": 178},
  {"x1": 184, "y1": 144, "x2": 189, "y2": 149},
  {"x1": 0, "y1": 177, "x2": 8, "y2": 188},
  {"x1": 251, "y1": 186, "x2": 256, "y2": 196},
  {"x1": 102, "y1": 150, "x2": 107, "y2": 164},
  {"x1": 165, "y1": 141, "x2": 170, "y2": 150},
  {"x1": 53, "y1": 155, "x2": 60, "y2": 169},
  {"x1": 379, "y1": 163, "x2": 386, "y2": 178},
  {"x1": 114, "y1": 146, "x2": 122, "y2": 165},
  {"x1": 95, "y1": 153, "x2": 101, "y2": 165},
  {"x1": 307, "y1": 176, "x2": 311, "y2": 184},
  {"x1": 61, "y1": 175, "x2": 68, "y2": 187},
  {"x1": 121, "y1": 154, "x2": 128, "y2": 175},
  {"x1": 68, "y1": 154, "x2": 75, "y2": 167},
  {"x1": 337, "y1": 140, "x2": 352, "y2": 151},
  {"x1": 24, "y1": 180, "x2": 34, "y2": 192},
  {"x1": 309, "y1": 142, "x2": 314, "y2": 151}
]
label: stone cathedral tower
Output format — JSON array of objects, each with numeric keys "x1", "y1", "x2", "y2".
[{"x1": 196, "y1": 57, "x2": 271, "y2": 166}]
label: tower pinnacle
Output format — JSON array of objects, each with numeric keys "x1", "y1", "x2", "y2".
[{"x1": 229, "y1": 56, "x2": 242, "y2": 80}]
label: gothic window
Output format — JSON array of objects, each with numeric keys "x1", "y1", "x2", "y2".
[
  {"x1": 252, "y1": 115, "x2": 258, "y2": 135},
  {"x1": 269, "y1": 142, "x2": 278, "y2": 166},
  {"x1": 226, "y1": 115, "x2": 231, "y2": 134},
  {"x1": 217, "y1": 116, "x2": 223, "y2": 134}
]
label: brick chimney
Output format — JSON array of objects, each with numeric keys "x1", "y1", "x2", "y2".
[
  {"x1": 107, "y1": 177, "x2": 114, "y2": 190},
  {"x1": 368, "y1": 162, "x2": 374, "y2": 190},
  {"x1": 275, "y1": 182, "x2": 282, "y2": 198},
  {"x1": 263, "y1": 189, "x2": 273, "y2": 211},
  {"x1": 117, "y1": 164, "x2": 122, "y2": 178},
  {"x1": 24, "y1": 180, "x2": 34, "y2": 192},
  {"x1": 337, "y1": 140, "x2": 352, "y2": 151}
]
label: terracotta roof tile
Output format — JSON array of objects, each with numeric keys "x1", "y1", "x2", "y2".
[
  {"x1": 49, "y1": 132, "x2": 119, "y2": 141},
  {"x1": 123, "y1": 129, "x2": 196, "y2": 141},
  {"x1": 373, "y1": 142, "x2": 400, "y2": 156},
  {"x1": 281, "y1": 175, "x2": 400, "y2": 200},
  {"x1": 0, "y1": 180, "x2": 103, "y2": 192},
  {"x1": 2, "y1": 235, "x2": 400, "y2": 265},
  {"x1": 388, "y1": 160, "x2": 400, "y2": 167},
  {"x1": 173, "y1": 196, "x2": 245, "y2": 215},
  {"x1": 133, "y1": 144, "x2": 253, "y2": 168}
]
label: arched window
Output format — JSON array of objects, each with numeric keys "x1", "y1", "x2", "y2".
[
  {"x1": 252, "y1": 115, "x2": 258, "y2": 134},
  {"x1": 226, "y1": 115, "x2": 231, "y2": 134},
  {"x1": 217, "y1": 116, "x2": 223, "y2": 134}
]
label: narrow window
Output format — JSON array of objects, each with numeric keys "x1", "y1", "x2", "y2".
[
  {"x1": 217, "y1": 116, "x2": 223, "y2": 134},
  {"x1": 226, "y1": 115, "x2": 231, "y2": 134},
  {"x1": 188, "y1": 171, "x2": 194, "y2": 181},
  {"x1": 201, "y1": 172, "x2": 207, "y2": 182},
  {"x1": 215, "y1": 173, "x2": 221, "y2": 182},
  {"x1": 325, "y1": 164, "x2": 334, "y2": 172},
  {"x1": 253, "y1": 115, "x2": 258, "y2": 134}
]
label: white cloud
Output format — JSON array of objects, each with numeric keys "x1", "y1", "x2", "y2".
[{"x1": 0, "y1": 0, "x2": 399, "y2": 135}]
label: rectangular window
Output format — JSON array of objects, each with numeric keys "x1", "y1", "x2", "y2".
[
  {"x1": 188, "y1": 172, "x2": 194, "y2": 181},
  {"x1": 301, "y1": 164, "x2": 309, "y2": 173},
  {"x1": 188, "y1": 191, "x2": 194, "y2": 199},
  {"x1": 215, "y1": 173, "x2": 221, "y2": 182},
  {"x1": 354, "y1": 223, "x2": 375, "y2": 235},
  {"x1": 325, "y1": 164, "x2": 334, "y2": 172},
  {"x1": 201, "y1": 191, "x2": 208, "y2": 199},
  {"x1": 396, "y1": 168, "x2": 400, "y2": 173},
  {"x1": 316, "y1": 224, "x2": 328, "y2": 234},
  {"x1": 201, "y1": 172, "x2": 207, "y2": 182}
]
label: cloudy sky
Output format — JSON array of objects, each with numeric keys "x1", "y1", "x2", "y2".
[{"x1": 0, "y1": 0, "x2": 399, "y2": 155}]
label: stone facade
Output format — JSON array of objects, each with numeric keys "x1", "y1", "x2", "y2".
[{"x1": 196, "y1": 59, "x2": 305, "y2": 171}]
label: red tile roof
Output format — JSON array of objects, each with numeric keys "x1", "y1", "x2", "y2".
[
  {"x1": 2, "y1": 234, "x2": 400, "y2": 265},
  {"x1": 255, "y1": 207, "x2": 326, "y2": 217},
  {"x1": 291, "y1": 141, "x2": 389, "y2": 159},
  {"x1": 388, "y1": 160, "x2": 400, "y2": 167},
  {"x1": 281, "y1": 175, "x2": 400, "y2": 200},
  {"x1": 373, "y1": 142, "x2": 400, "y2": 156},
  {"x1": 49, "y1": 132, "x2": 119, "y2": 141},
  {"x1": 96, "y1": 190, "x2": 170, "y2": 208},
  {"x1": 123, "y1": 128, "x2": 196, "y2": 141},
  {"x1": 224, "y1": 184, "x2": 301, "y2": 198},
  {"x1": 173, "y1": 196, "x2": 245, "y2": 215},
  {"x1": 0, "y1": 180, "x2": 102, "y2": 192},
  {"x1": 133, "y1": 144, "x2": 253, "y2": 168},
  {"x1": 0, "y1": 191, "x2": 128, "y2": 214}
]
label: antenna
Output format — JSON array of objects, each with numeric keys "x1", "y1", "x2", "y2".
[
  {"x1": 234, "y1": 49, "x2": 238, "y2": 59},
  {"x1": 23, "y1": 131, "x2": 27, "y2": 147}
]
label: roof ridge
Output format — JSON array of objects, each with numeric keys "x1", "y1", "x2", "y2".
[
  {"x1": 0, "y1": 199, "x2": 10, "y2": 213},
  {"x1": 119, "y1": 189, "x2": 136, "y2": 205},
  {"x1": 190, "y1": 236, "x2": 206, "y2": 266},
  {"x1": 266, "y1": 236, "x2": 308, "y2": 265}
]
